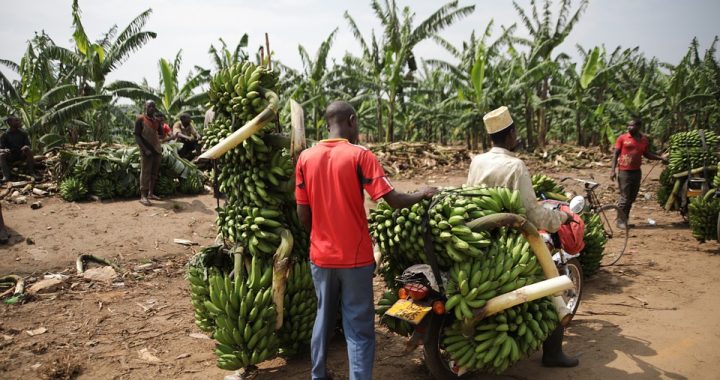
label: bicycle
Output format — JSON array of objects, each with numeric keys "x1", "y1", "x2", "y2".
[{"x1": 560, "y1": 177, "x2": 629, "y2": 266}]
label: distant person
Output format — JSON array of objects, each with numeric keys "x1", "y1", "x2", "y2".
[
  {"x1": 610, "y1": 118, "x2": 667, "y2": 228},
  {"x1": 134, "y1": 101, "x2": 163, "y2": 206},
  {"x1": 296, "y1": 100, "x2": 437, "y2": 380},
  {"x1": 0, "y1": 115, "x2": 38, "y2": 183},
  {"x1": 155, "y1": 113, "x2": 173, "y2": 143},
  {"x1": 173, "y1": 113, "x2": 201, "y2": 158}
]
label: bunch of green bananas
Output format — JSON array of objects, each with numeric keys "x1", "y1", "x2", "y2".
[
  {"x1": 667, "y1": 130, "x2": 719, "y2": 175},
  {"x1": 59, "y1": 177, "x2": 88, "y2": 202},
  {"x1": 207, "y1": 61, "x2": 279, "y2": 120},
  {"x1": 531, "y1": 174, "x2": 566, "y2": 200},
  {"x1": 376, "y1": 290, "x2": 413, "y2": 336},
  {"x1": 179, "y1": 172, "x2": 204, "y2": 195},
  {"x1": 90, "y1": 177, "x2": 116, "y2": 199},
  {"x1": 188, "y1": 265, "x2": 215, "y2": 332},
  {"x1": 278, "y1": 261, "x2": 317, "y2": 354},
  {"x1": 442, "y1": 298, "x2": 558, "y2": 374},
  {"x1": 205, "y1": 255, "x2": 279, "y2": 370},
  {"x1": 688, "y1": 191, "x2": 720, "y2": 242},
  {"x1": 154, "y1": 175, "x2": 177, "y2": 196},
  {"x1": 444, "y1": 229, "x2": 543, "y2": 321},
  {"x1": 578, "y1": 213, "x2": 607, "y2": 276},
  {"x1": 714, "y1": 163, "x2": 720, "y2": 188}
]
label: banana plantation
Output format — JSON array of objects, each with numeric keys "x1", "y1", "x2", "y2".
[{"x1": 1, "y1": 0, "x2": 718, "y2": 152}]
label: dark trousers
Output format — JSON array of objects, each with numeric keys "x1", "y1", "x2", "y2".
[
  {"x1": 617, "y1": 169, "x2": 641, "y2": 220},
  {"x1": 0, "y1": 149, "x2": 35, "y2": 180},
  {"x1": 139, "y1": 153, "x2": 161, "y2": 196}
]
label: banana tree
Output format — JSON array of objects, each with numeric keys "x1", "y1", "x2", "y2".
[
  {"x1": 43, "y1": 0, "x2": 156, "y2": 95},
  {"x1": 107, "y1": 50, "x2": 210, "y2": 122}
]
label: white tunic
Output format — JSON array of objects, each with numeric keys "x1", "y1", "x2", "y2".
[{"x1": 466, "y1": 147, "x2": 566, "y2": 232}]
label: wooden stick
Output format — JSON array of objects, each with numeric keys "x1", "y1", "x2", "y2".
[{"x1": 672, "y1": 166, "x2": 717, "y2": 178}]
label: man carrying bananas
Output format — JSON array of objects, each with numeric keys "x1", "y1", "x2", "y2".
[
  {"x1": 296, "y1": 101, "x2": 437, "y2": 380},
  {"x1": 466, "y1": 106, "x2": 578, "y2": 368},
  {"x1": 610, "y1": 118, "x2": 667, "y2": 228}
]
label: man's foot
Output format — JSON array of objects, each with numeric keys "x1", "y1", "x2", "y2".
[
  {"x1": 148, "y1": 194, "x2": 161, "y2": 200},
  {"x1": 542, "y1": 352, "x2": 579, "y2": 368},
  {"x1": 139, "y1": 197, "x2": 151, "y2": 206}
]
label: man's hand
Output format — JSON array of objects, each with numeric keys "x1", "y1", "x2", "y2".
[
  {"x1": 21, "y1": 145, "x2": 31, "y2": 152},
  {"x1": 142, "y1": 149, "x2": 152, "y2": 157},
  {"x1": 563, "y1": 211, "x2": 576, "y2": 225},
  {"x1": 610, "y1": 171, "x2": 617, "y2": 182},
  {"x1": 661, "y1": 153, "x2": 669, "y2": 165},
  {"x1": 418, "y1": 186, "x2": 439, "y2": 200}
]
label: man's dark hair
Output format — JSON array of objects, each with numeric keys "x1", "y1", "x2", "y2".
[
  {"x1": 5, "y1": 115, "x2": 18, "y2": 124},
  {"x1": 631, "y1": 118, "x2": 642, "y2": 127},
  {"x1": 180, "y1": 113, "x2": 191, "y2": 119},
  {"x1": 490, "y1": 123, "x2": 515, "y2": 145},
  {"x1": 324, "y1": 101, "x2": 355, "y2": 126}
]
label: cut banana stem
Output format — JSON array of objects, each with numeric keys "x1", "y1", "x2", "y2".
[
  {"x1": 664, "y1": 179, "x2": 682, "y2": 211},
  {"x1": 199, "y1": 92, "x2": 279, "y2": 160},
  {"x1": 233, "y1": 246, "x2": 244, "y2": 281},
  {"x1": 671, "y1": 166, "x2": 717, "y2": 178},
  {"x1": 290, "y1": 99, "x2": 307, "y2": 164},
  {"x1": 0, "y1": 275, "x2": 25, "y2": 295},
  {"x1": 272, "y1": 229, "x2": 294, "y2": 330},
  {"x1": 473, "y1": 275, "x2": 573, "y2": 319}
]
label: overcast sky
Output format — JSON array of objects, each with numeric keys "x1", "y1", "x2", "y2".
[{"x1": 1, "y1": 0, "x2": 719, "y2": 86}]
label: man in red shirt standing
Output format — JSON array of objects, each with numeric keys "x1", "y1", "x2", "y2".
[
  {"x1": 610, "y1": 118, "x2": 667, "y2": 228},
  {"x1": 296, "y1": 101, "x2": 437, "y2": 380}
]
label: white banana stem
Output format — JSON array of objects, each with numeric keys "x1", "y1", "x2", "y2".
[{"x1": 476, "y1": 275, "x2": 573, "y2": 318}]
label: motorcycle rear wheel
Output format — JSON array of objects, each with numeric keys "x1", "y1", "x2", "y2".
[
  {"x1": 423, "y1": 315, "x2": 473, "y2": 380},
  {"x1": 561, "y1": 258, "x2": 583, "y2": 316}
]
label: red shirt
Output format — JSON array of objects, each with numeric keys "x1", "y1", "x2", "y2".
[
  {"x1": 295, "y1": 139, "x2": 393, "y2": 268},
  {"x1": 615, "y1": 133, "x2": 649, "y2": 171}
]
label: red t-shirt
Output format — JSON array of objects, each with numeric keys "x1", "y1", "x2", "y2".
[
  {"x1": 295, "y1": 139, "x2": 394, "y2": 268},
  {"x1": 615, "y1": 133, "x2": 649, "y2": 171}
]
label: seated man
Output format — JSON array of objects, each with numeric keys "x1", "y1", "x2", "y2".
[
  {"x1": 173, "y1": 113, "x2": 201, "y2": 158},
  {"x1": 0, "y1": 115, "x2": 37, "y2": 182},
  {"x1": 467, "y1": 106, "x2": 578, "y2": 368},
  {"x1": 155, "y1": 113, "x2": 174, "y2": 143}
]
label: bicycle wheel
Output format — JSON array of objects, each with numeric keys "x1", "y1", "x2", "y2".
[{"x1": 596, "y1": 204, "x2": 629, "y2": 266}]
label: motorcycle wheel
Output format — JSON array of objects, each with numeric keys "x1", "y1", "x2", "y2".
[
  {"x1": 423, "y1": 315, "x2": 473, "y2": 380},
  {"x1": 562, "y1": 258, "x2": 584, "y2": 316}
]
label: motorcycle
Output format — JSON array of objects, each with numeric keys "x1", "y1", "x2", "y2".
[{"x1": 384, "y1": 196, "x2": 586, "y2": 379}]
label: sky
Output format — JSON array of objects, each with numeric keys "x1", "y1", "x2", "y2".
[{"x1": 1, "y1": 0, "x2": 719, "y2": 86}]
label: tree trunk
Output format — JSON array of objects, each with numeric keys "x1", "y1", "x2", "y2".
[
  {"x1": 375, "y1": 91, "x2": 384, "y2": 142},
  {"x1": 524, "y1": 95, "x2": 534, "y2": 150},
  {"x1": 575, "y1": 108, "x2": 582, "y2": 146},
  {"x1": 386, "y1": 96, "x2": 395, "y2": 143}
]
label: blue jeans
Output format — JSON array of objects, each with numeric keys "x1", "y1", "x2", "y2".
[{"x1": 310, "y1": 263, "x2": 375, "y2": 380}]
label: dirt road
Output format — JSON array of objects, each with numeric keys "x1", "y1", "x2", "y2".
[{"x1": 1, "y1": 166, "x2": 719, "y2": 380}]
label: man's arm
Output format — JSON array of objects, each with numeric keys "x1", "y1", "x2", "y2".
[
  {"x1": 644, "y1": 150, "x2": 667, "y2": 162},
  {"x1": 297, "y1": 204, "x2": 311, "y2": 232},
  {"x1": 516, "y1": 163, "x2": 568, "y2": 232},
  {"x1": 610, "y1": 148, "x2": 620, "y2": 181},
  {"x1": 382, "y1": 187, "x2": 437, "y2": 209}
]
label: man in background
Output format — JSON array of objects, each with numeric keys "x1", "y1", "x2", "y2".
[
  {"x1": 173, "y1": 113, "x2": 201, "y2": 158},
  {"x1": 135, "y1": 101, "x2": 163, "y2": 206},
  {"x1": 0, "y1": 115, "x2": 38, "y2": 183},
  {"x1": 610, "y1": 118, "x2": 667, "y2": 228}
]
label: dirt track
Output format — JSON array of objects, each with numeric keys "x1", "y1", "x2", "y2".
[{"x1": 1, "y1": 165, "x2": 719, "y2": 380}]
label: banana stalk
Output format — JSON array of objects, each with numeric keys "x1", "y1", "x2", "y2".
[
  {"x1": 272, "y1": 229, "x2": 294, "y2": 329},
  {"x1": 290, "y1": 99, "x2": 307, "y2": 164},
  {"x1": 466, "y1": 213, "x2": 570, "y2": 324},
  {"x1": 468, "y1": 275, "x2": 572, "y2": 322},
  {"x1": 671, "y1": 166, "x2": 717, "y2": 178},
  {"x1": 0, "y1": 274, "x2": 25, "y2": 296},
  {"x1": 199, "y1": 91, "x2": 279, "y2": 160},
  {"x1": 664, "y1": 179, "x2": 682, "y2": 211}
]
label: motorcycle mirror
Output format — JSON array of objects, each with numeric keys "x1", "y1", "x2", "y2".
[{"x1": 569, "y1": 196, "x2": 585, "y2": 214}]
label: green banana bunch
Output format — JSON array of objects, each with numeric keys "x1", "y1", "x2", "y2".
[
  {"x1": 90, "y1": 177, "x2": 116, "y2": 199},
  {"x1": 531, "y1": 174, "x2": 566, "y2": 200},
  {"x1": 688, "y1": 191, "x2": 720, "y2": 242},
  {"x1": 714, "y1": 163, "x2": 720, "y2": 188},
  {"x1": 59, "y1": 177, "x2": 88, "y2": 202},
  {"x1": 578, "y1": 213, "x2": 607, "y2": 276},
  {"x1": 278, "y1": 260, "x2": 317, "y2": 354},
  {"x1": 667, "y1": 130, "x2": 719, "y2": 175},
  {"x1": 442, "y1": 298, "x2": 558, "y2": 374},
  {"x1": 376, "y1": 290, "x2": 413, "y2": 336},
  {"x1": 154, "y1": 175, "x2": 177, "y2": 196},
  {"x1": 179, "y1": 172, "x2": 204, "y2": 194}
]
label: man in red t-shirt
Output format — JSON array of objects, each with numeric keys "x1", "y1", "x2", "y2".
[
  {"x1": 296, "y1": 101, "x2": 436, "y2": 380},
  {"x1": 610, "y1": 118, "x2": 667, "y2": 228}
]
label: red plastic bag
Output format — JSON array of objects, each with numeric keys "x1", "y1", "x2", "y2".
[{"x1": 557, "y1": 205, "x2": 585, "y2": 255}]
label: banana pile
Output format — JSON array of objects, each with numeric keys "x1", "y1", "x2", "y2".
[
  {"x1": 189, "y1": 60, "x2": 314, "y2": 371},
  {"x1": 56, "y1": 144, "x2": 204, "y2": 201},
  {"x1": 369, "y1": 186, "x2": 559, "y2": 374},
  {"x1": 442, "y1": 297, "x2": 557, "y2": 374},
  {"x1": 688, "y1": 191, "x2": 720, "y2": 242},
  {"x1": 667, "y1": 130, "x2": 719, "y2": 174},
  {"x1": 656, "y1": 168, "x2": 673, "y2": 207}
]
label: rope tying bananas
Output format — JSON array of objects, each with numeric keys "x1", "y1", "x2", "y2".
[
  {"x1": 188, "y1": 60, "x2": 314, "y2": 371},
  {"x1": 370, "y1": 185, "x2": 560, "y2": 374}
]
